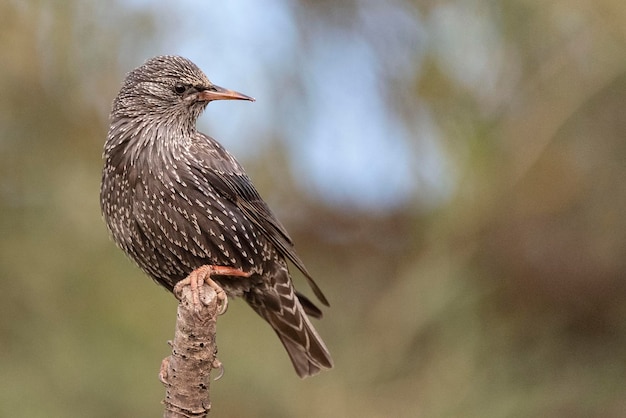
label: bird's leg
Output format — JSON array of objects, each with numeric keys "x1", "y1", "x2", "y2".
[{"x1": 174, "y1": 265, "x2": 251, "y2": 314}]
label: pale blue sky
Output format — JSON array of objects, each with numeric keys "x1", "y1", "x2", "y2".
[{"x1": 116, "y1": 0, "x2": 454, "y2": 211}]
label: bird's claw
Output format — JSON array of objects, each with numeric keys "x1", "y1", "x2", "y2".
[
  {"x1": 159, "y1": 356, "x2": 170, "y2": 385},
  {"x1": 216, "y1": 292, "x2": 228, "y2": 315},
  {"x1": 212, "y1": 358, "x2": 225, "y2": 380},
  {"x1": 174, "y1": 265, "x2": 250, "y2": 313}
]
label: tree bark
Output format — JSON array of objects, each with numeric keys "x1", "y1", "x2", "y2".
[{"x1": 160, "y1": 283, "x2": 223, "y2": 417}]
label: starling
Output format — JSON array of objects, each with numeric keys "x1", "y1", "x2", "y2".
[{"x1": 100, "y1": 55, "x2": 332, "y2": 378}]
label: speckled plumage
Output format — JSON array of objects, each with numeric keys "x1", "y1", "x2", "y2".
[{"x1": 100, "y1": 55, "x2": 332, "y2": 377}]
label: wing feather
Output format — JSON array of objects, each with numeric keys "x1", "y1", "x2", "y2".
[{"x1": 190, "y1": 133, "x2": 329, "y2": 306}]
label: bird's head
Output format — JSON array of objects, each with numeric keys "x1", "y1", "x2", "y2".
[{"x1": 112, "y1": 55, "x2": 254, "y2": 127}]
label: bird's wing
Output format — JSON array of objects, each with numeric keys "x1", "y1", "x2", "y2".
[{"x1": 190, "y1": 133, "x2": 329, "y2": 306}]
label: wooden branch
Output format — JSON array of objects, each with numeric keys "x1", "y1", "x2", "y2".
[{"x1": 160, "y1": 283, "x2": 224, "y2": 417}]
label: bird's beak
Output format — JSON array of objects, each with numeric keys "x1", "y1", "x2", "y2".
[{"x1": 197, "y1": 85, "x2": 255, "y2": 102}]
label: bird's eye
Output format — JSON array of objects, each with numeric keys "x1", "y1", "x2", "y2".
[{"x1": 174, "y1": 84, "x2": 187, "y2": 94}]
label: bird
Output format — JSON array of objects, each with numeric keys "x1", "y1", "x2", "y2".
[{"x1": 100, "y1": 55, "x2": 333, "y2": 378}]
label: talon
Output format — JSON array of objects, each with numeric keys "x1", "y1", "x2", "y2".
[
  {"x1": 216, "y1": 291, "x2": 228, "y2": 315},
  {"x1": 212, "y1": 358, "x2": 225, "y2": 380},
  {"x1": 174, "y1": 265, "x2": 246, "y2": 315},
  {"x1": 174, "y1": 265, "x2": 248, "y2": 311},
  {"x1": 173, "y1": 281, "x2": 185, "y2": 301},
  {"x1": 159, "y1": 357, "x2": 170, "y2": 385}
]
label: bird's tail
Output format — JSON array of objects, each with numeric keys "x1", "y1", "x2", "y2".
[{"x1": 245, "y1": 270, "x2": 333, "y2": 378}]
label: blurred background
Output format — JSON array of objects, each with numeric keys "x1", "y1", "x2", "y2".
[{"x1": 1, "y1": 0, "x2": 626, "y2": 417}]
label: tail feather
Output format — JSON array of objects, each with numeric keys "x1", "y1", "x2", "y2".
[
  {"x1": 278, "y1": 317, "x2": 333, "y2": 377},
  {"x1": 296, "y1": 291, "x2": 323, "y2": 319},
  {"x1": 245, "y1": 269, "x2": 333, "y2": 378}
]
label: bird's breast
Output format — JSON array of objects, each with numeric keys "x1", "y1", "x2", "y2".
[{"x1": 104, "y1": 152, "x2": 276, "y2": 289}]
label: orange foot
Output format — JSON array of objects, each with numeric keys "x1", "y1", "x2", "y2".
[{"x1": 173, "y1": 265, "x2": 251, "y2": 314}]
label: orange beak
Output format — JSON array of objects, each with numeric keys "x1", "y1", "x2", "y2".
[{"x1": 197, "y1": 84, "x2": 255, "y2": 102}]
